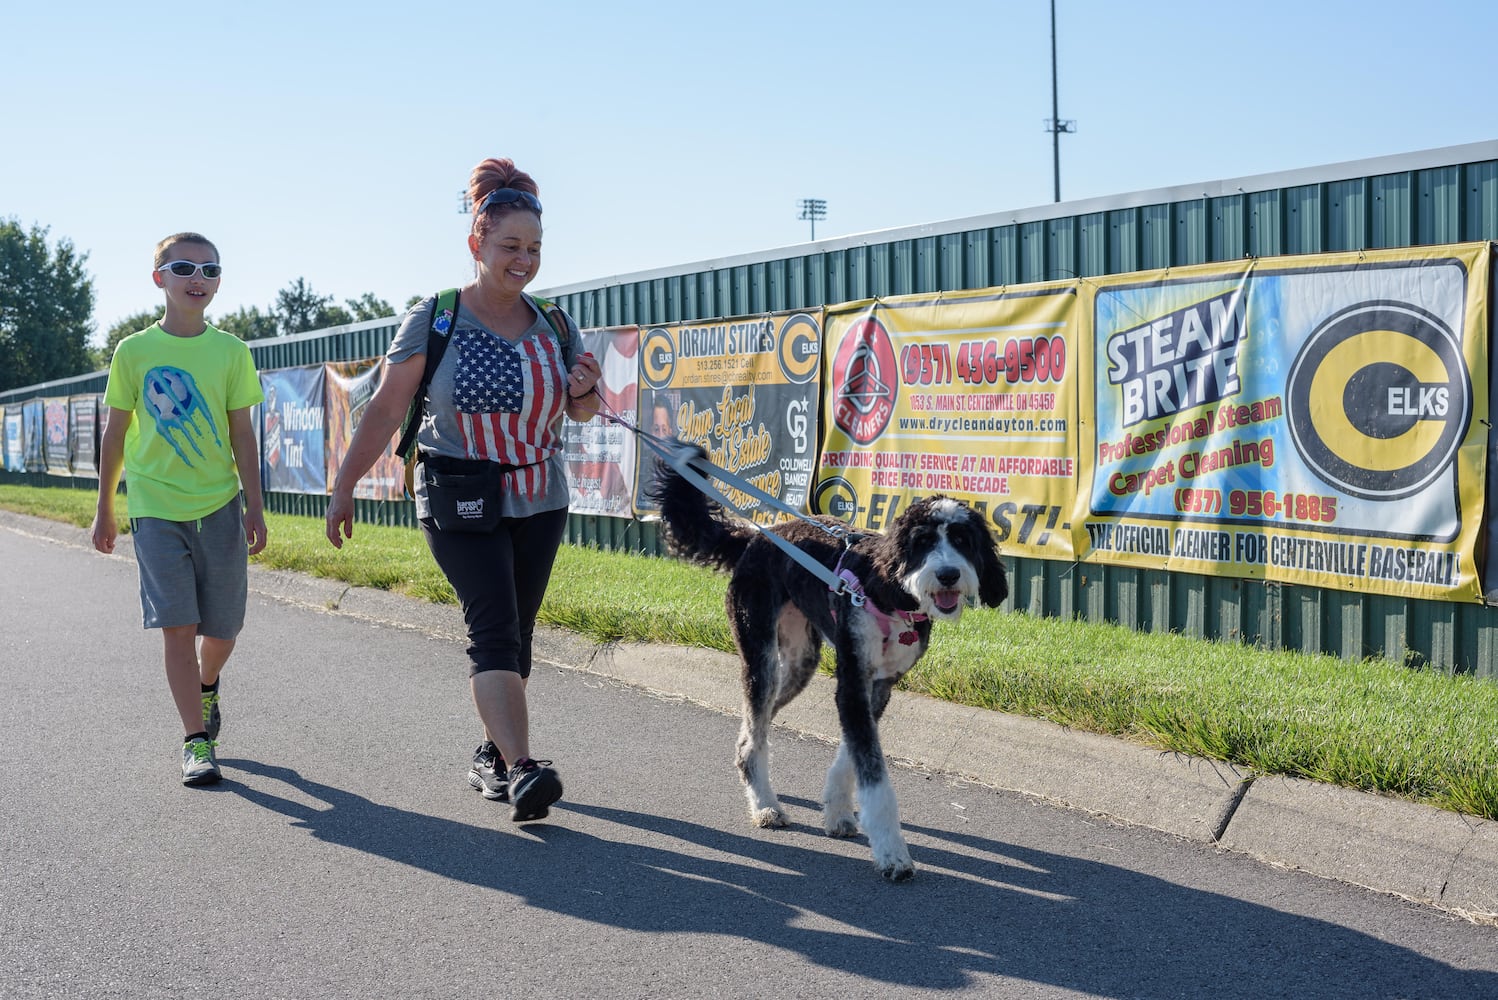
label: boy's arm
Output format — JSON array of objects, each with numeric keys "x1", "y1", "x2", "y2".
[
  {"x1": 227, "y1": 407, "x2": 267, "y2": 556},
  {"x1": 91, "y1": 407, "x2": 132, "y2": 554}
]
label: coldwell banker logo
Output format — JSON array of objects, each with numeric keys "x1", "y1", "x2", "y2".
[
  {"x1": 1286, "y1": 300, "x2": 1472, "y2": 501},
  {"x1": 831, "y1": 316, "x2": 898, "y2": 445}
]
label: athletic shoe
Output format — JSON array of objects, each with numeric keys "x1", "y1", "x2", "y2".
[
  {"x1": 507, "y1": 758, "x2": 562, "y2": 822},
  {"x1": 468, "y1": 741, "x2": 508, "y2": 801},
  {"x1": 181, "y1": 737, "x2": 221, "y2": 786},
  {"x1": 202, "y1": 683, "x2": 222, "y2": 741}
]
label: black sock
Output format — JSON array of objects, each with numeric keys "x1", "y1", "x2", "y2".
[
  {"x1": 184, "y1": 731, "x2": 209, "y2": 744},
  {"x1": 201, "y1": 679, "x2": 219, "y2": 693}
]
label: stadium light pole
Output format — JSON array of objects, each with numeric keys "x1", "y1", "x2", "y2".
[
  {"x1": 1043, "y1": 0, "x2": 1076, "y2": 203},
  {"x1": 797, "y1": 198, "x2": 827, "y2": 240}
]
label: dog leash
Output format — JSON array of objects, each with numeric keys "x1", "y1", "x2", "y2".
[{"x1": 589, "y1": 395, "x2": 870, "y2": 607}]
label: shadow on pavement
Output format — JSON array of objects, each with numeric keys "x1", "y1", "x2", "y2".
[{"x1": 224, "y1": 757, "x2": 1496, "y2": 998}]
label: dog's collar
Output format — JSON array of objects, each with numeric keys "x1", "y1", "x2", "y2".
[{"x1": 833, "y1": 568, "x2": 928, "y2": 646}]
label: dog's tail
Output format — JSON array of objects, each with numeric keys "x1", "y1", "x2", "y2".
[{"x1": 646, "y1": 445, "x2": 753, "y2": 572}]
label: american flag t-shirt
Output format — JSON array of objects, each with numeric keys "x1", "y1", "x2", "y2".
[{"x1": 451, "y1": 324, "x2": 566, "y2": 499}]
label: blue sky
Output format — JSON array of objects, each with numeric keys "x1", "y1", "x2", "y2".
[{"x1": 5, "y1": 1, "x2": 1494, "y2": 345}]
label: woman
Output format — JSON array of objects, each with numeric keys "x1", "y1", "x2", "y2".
[{"x1": 326, "y1": 157, "x2": 601, "y2": 822}]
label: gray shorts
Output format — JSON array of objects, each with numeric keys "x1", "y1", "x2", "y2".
[{"x1": 131, "y1": 498, "x2": 249, "y2": 639}]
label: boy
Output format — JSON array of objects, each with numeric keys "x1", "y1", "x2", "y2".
[{"x1": 91, "y1": 232, "x2": 267, "y2": 786}]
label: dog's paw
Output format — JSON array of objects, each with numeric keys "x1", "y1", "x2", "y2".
[
  {"x1": 823, "y1": 813, "x2": 860, "y2": 838},
  {"x1": 870, "y1": 831, "x2": 915, "y2": 881},
  {"x1": 750, "y1": 806, "x2": 788, "y2": 828},
  {"x1": 878, "y1": 857, "x2": 916, "y2": 882}
]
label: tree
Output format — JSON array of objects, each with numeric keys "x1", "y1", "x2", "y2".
[
  {"x1": 214, "y1": 304, "x2": 279, "y2": 341},
  {"x1": 271, "y1": 279, "x2": 394, "y2": 335},
  {"x1": 315, "y1": 302, "x2": 354, "y2": 329},
  {"x1": 274, "y1": 277, "x2": 333, "y2": 335},
  {"x1": 345, "y1": 292, "x2": 394, "y2": 323},
  {"x1": 0, "y1": 219, "x2": 95, "y2": 391}
]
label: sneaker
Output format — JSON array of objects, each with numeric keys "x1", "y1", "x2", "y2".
[
  {"x1": 468, "y1": 741, "x2": 508, "y2": 801},
  {"x1": 507, "y1": 758, "x2": 562, "y2": 822},
  {"x1": 181, "y1": 737, "x2": 221, "y2": 786},
  {"x1": 202, "y1": 683, "x2": 222, "y2": 741}
]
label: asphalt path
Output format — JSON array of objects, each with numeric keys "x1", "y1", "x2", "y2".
[{"x1": 2, "y1": 515, "x2": 1496, "y2": 999}]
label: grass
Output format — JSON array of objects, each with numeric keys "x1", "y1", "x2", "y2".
[{"x1": 7, "y1": 482, "x2": 1497, "y2": 821}]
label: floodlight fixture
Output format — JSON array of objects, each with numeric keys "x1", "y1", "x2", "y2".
[{"x1": 797, "y1": 198, "x2": 827, "y2": 240}]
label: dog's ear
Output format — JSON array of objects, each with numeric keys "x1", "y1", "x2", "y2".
[
  {"x1": 969, "y1": 508, "x2": 1009, "y2": 608},
  {"x1": 879, "y1": 497, "x2": 932, "y2": 578}
]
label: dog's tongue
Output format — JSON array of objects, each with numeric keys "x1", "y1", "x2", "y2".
[{"x1": 934, "y1": 590, "x2": 962, "y2": 612}]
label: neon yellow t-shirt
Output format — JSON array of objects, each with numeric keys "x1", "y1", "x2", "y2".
[{"x1": 104, "y1": 323, "x2": 263, "y2": 521}]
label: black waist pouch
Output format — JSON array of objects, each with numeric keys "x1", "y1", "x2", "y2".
[{"x1": 420, "y1": 455, "x2": 514, "y2": 533}]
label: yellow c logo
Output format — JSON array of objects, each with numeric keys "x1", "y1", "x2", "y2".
[
  {"x1": 777, "y1": 313, "x2": 821, "y2": 385},
  {"x1": 641, "y1": 327, "x2": 676, "y2": 390},
  {"x1": 1286, "y1": 301, "x2": 1471, "y2": 500}
]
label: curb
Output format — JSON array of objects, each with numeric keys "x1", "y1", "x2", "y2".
[{"x1": 7, "y1": 510, "x2": 1495, "y2": 923}]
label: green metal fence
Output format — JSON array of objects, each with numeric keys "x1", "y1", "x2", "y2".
[{"x1": 7, "y1": 141, "x2": 1498, "y2": 674}]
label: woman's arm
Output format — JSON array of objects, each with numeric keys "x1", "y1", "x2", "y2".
[{"x1": 325, "y1": 356, "x2": 426, "y2": 547}]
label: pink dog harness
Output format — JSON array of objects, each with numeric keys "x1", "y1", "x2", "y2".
[{"x1": 833, "y1": 568, "x2": 928, "y2": 647}]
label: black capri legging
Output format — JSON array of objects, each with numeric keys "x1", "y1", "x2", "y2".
[{"x1": 421, "y1": 506, "x2": 569, "y2": 678}]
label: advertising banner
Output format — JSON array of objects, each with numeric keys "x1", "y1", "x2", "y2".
[
  {"x1": 325, "y1": 359, "x2": 403, "y2": 500},
  {"x1": 634, "y1": 311, "x2": 823, "y2": 524},
  {"x1": 3, "y1": 407, "x2": 22, "y2": 472},
  {"x1": 815, "y1": 287, "x2": 1081, "y2": 560},
  {"x1": 1083, "y1": 244, "x2": 1489, "y2": 602},
  {"x1": 21, "y1": 399, "x2": 44, "y2": 472},
  {"x1": 42, "y1": 397, "x2": 70, "y2": 476},
  {"x1": 564, "y1": 326, "x2": 640, "y2": 517},
  {"x1": 67, "y1": 394, "x2": 100, "y2": 477},
  {"x1": 261, "y1": 366, "x2": 327, "y2": 495}
]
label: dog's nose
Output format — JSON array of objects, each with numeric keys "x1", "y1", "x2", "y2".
[{"x1": 936, "y1": 566, "x2": 961, "y2": 587}]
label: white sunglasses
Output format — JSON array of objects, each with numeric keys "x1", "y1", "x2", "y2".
[{"x1": 157, "y1": 260, "x2": 223, "y2": 279}]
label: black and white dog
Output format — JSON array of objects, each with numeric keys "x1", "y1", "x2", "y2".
[{"x1": 651, "y1": 454, "x2": 1007, "y2": 881}]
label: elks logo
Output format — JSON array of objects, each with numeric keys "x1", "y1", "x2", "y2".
[
  {"x1": 1285, "y1": 301, "x2": 1472, "y2": 501},
  {"x1": 813, "y1": 475, "x2": 860, "y2": 525},
  {"x1": 640, "y1": 327, "x2": 676, "y2": 390},
  {"x1": 831, "y1": 315, "x2": 898, "y2": 445},
  {"x1": 777, "y1": 313, "x2": 821, "y2": 385}
]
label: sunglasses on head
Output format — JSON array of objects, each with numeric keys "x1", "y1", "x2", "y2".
[
  {"x1": 477, "y1": 187, "x2": 542, "y2": 215},
  {"x1": 157, "y1": 260, "x2": 223, "y2": 279}
]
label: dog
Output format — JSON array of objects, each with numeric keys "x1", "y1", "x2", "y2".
[{"x1": 651, "y1": 451, "x2": 1008, "y2": 880}]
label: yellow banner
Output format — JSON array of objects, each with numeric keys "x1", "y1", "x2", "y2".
[
  {"x1": 815, "y1": 286, "x2": 1080, "y2": 559},
  {"x1": 1081, "y1": 243, "x2": 1489, "y2": 601},
  {"x1": 634, "y1": 311, "x2": 823, "y2": 523}
]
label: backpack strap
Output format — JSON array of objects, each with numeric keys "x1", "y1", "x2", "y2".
[
  {"x1": 530, "y1": 294, "x2": 574, "y2": 365},
  {"x1": 395, "y1": 287, "x2": 460, "y2": 464}
]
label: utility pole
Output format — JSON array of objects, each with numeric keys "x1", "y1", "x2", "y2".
[
  {"x1": 797, "y1": 198, "x2": 827, "y2": 240},
  {"x1": 1043, "y1": 0, "x2": 1076, "y2": 203}
]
